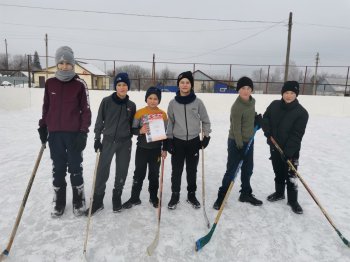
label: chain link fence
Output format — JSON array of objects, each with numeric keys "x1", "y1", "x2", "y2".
[{"x1": 1, "y1": 55, "x2": 349, "y2": 96}]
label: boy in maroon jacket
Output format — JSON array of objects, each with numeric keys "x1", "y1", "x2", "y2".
[{"x1": 38, "y1": 46, "x2": 91, "y2": 218}]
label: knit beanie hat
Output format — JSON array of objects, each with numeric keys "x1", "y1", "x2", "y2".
[
  {"x1": 281, "y1": 81, "x2": 299, "y2": 96},
  {"x1": 55, "y1": 46, "x2": 75, "y2": 65},
  {"x1": 236, "y1": 76, "x2": 254, "y2": 92},
  {"x1": 145, "y1": 86, "x2": 162, "y2": 103},
  {"x1": 114, "y1": 72, "x2": 131, "y2": 90},
  {"x1": 177, "y1": 71, "x2": 194, "y2": 88}
]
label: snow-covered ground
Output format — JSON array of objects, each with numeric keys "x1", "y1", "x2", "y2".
[{"x1": 0, "y1": 89, "x2": 349, "y2": 262}]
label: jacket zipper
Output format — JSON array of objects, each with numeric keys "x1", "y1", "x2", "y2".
[
  {"x1": 113, "y1": 103, "x2": 123, "y2": 142},
  {"x1": 184, "y1": 104, "x2": 188, "y2": 141},
  {"x1": 59, "y1": 82, "x2": 64, "y2": 130}
]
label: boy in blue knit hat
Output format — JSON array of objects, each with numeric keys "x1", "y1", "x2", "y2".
[
  {"x1": 86, "y1": 72, "x2": 136, "y2": 215},
  {"x1": 122, "y1": 86, "x2": 168, "y2": 209}
]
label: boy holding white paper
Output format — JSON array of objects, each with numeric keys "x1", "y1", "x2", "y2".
[{"x1": 122, "y1": 87, "x2": 168, "y2": 209}]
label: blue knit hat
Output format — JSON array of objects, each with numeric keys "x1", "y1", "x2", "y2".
[
  {"x1": 114, "y1": 72, "x2": 130, "y2": 90},
  {"x1": 145, "y1": 86, "x2": 162, "y2": 103}
]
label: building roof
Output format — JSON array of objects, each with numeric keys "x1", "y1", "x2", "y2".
[
  {"x1": 193, "y1": 70, "x2": 215, "y2": 81},
  {"x1": 318, "y1": 78, "x2": 348, "y2": 92},
  {"x1": 42, "y1": 61, "x2": 106, "y2": 76},
  {"x1": 77, "y1": 61, "x2": 106, "y2": 76}
]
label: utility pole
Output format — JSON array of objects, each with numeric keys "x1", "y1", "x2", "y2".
[
  {"x1": 27, "y1": 55, "x2": 32, "y2": 88},
  {"x1": 284, "y1": 12, "x2": 293, "y2": 82},
  {"x1": 259, "y1": 68, "x2": 262, "y2": 92},
  {"x1": 312, "y1": 52, "x2": 320, "y2": 95},
  {"x1": 152, "y1": 53, "x2": 156, "y2": 86},
  {"x1": 5, "y1": 38, "x2": 9, "y2": 71},
  {"x1": 45, "y1": 33, "x2": 48, "y2": 80}
]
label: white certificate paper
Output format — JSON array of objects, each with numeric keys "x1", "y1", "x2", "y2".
[{"x1": 145, "y1": 113, "x2": 166, "y2": 143}]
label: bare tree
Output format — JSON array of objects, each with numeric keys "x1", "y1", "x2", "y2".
[
  {"x1": 106, "y1": 64, "x2": 152, "y2": 90},
  {"x1": 157, "y1": 67, "x2": 176, "y2": 86}
]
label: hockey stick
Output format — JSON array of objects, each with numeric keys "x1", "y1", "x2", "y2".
[
  {"x1": 201, "y1": 130, "x2": 210, "y2": 229},
  {"x1": 83, "y1": 150, "x2": 101, "y2": 259},
  {"x1": 195, "y1": 127, "x2": 258, "y2": 251},
  {"x1": 147, "y1": 156, "x2": 165, "y2": 256},
  {"x1": 270, "y1": 137, "x2": 350, "y2": 248},
  {"x1": 0, "y1": 144, "x2": 46, "y2": 261}
]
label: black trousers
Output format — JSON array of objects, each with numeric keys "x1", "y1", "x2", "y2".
[
  {"x1": 270, "y1": 148, "x2": 299, "y2": 193},
  {"x1": 170, "y1": 136, "x2": 200, "y2": 193},
  {"x1": 132, "y1": 147, "x2": 161, "y2": 196},
  {"x1": 48, "y1": 132, "x2": 84, "y2": 188}
]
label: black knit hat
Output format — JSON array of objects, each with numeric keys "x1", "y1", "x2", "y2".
[
  {"x1": 236, "y1": 76, "x2": 254, "y2": 91},
  {"x1": 145, "y1": 86, "x2": 162, "y2": 103},
  {"x1": 177, "y1": 71, "x2": 194, "y2": 88},
  {"x1": 281, "y1": 81, "x2": 299, "y2": 96},
  {"x1": 114, "y1": 72, "x2": 131, "y2": 90}
]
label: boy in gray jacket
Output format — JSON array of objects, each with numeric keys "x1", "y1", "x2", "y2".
[
  {"x1": 166, "y1": 71, "x2": 211, "y2": 210},
  {"x1": 86, "y1": 73, "x2": 136, "y2": 215}
]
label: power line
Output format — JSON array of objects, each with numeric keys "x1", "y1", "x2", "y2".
[
  {"x1": 295, "y1": 22, "x2": 350, "y2": 30},
  {"x1": 0, "y1": 3, "x2": 281, "y2": 24},
  {"x1": 0, "y1": 21, "x2": 273, "y2": 33},
  {"x1": 3, "y1": 4, "x2": 349, "y2": 30},
  {"x1": 169, "y1": 20, "x2": 286, "y2": 60}
]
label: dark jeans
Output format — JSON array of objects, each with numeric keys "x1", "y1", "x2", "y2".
[
  {"x1": 170, "y1": 136, "x2": 200, "y2": 193},
  {"x1": 48, "y1": 132, "x2": 84, "y2": 188},
  {"x1": 218, "y1": 138, "x2": 254, "y2": 197},
  {"x1": 132, "y1": 146, "x2": 161, "y2": 195}
]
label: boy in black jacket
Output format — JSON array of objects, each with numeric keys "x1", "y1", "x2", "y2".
[{"x1": 262, "y1": 81, "x2": 308, "y2": 214}]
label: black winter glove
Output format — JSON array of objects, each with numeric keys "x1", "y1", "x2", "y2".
[
  {"x1": 73, "y1": 132, "x2": 87, "y2": 152},
  {"x1": 166, "y1": 139, "x2": 175, "y2": 155},
  {"x1": 254, "y1": 114, "x2": 263, "y2": 130},
  {"x1": 200, "y1": 136, "x2": 211, "y2": 149},
  {"x1": 94, "y1": 139, "x2": 103, "y2": 153},
  {"x1": 38, "y1": 126, "x2": 48, "y2": 144}
]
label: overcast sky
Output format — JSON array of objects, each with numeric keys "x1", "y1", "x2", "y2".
[{"x1": 1, "y1": 0, "x2": 350, "y2": 76}]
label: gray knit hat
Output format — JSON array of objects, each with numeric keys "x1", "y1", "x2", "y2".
[{"x1": 55, "y1": 46, "x2": 75, "y2": 65}]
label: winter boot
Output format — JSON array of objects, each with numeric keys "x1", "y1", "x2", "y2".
[
  {"x1": 287, "y1": 190, "x2": 303, "y2": 214},
  {"x1": 239, "y1": 193, "x2": 263, "y2": 206},
  {"x1": 187, "y1": 192, "x2": 201, "y2": 209},
  {"x1": 267, "y1": 183, "x2": 285, "y2": 202},
  {"x1": 213, "y1": 191, "x2": 225, "y2": 210},
  {"x1": 51, "y1": 186, "x2": 66, "y2": 218},
  {"x1": 122, "y1": 193, "x2": 141, "y2": 209},
  {"x1": 85, "y1": 192, "x2": 105, "y2": 216},
  {"x1": 112, "y1": 188, "x2": 122, "y2": 212},
  {"x1": 72, "y1": 184, "x2": 86, "y2": 217},
  {"x1": 149, "y1": 191, "x2": 159, "y2": 208},
  {"x1": 168, "y1": 192, "x2": 180, "y2": 210}
]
